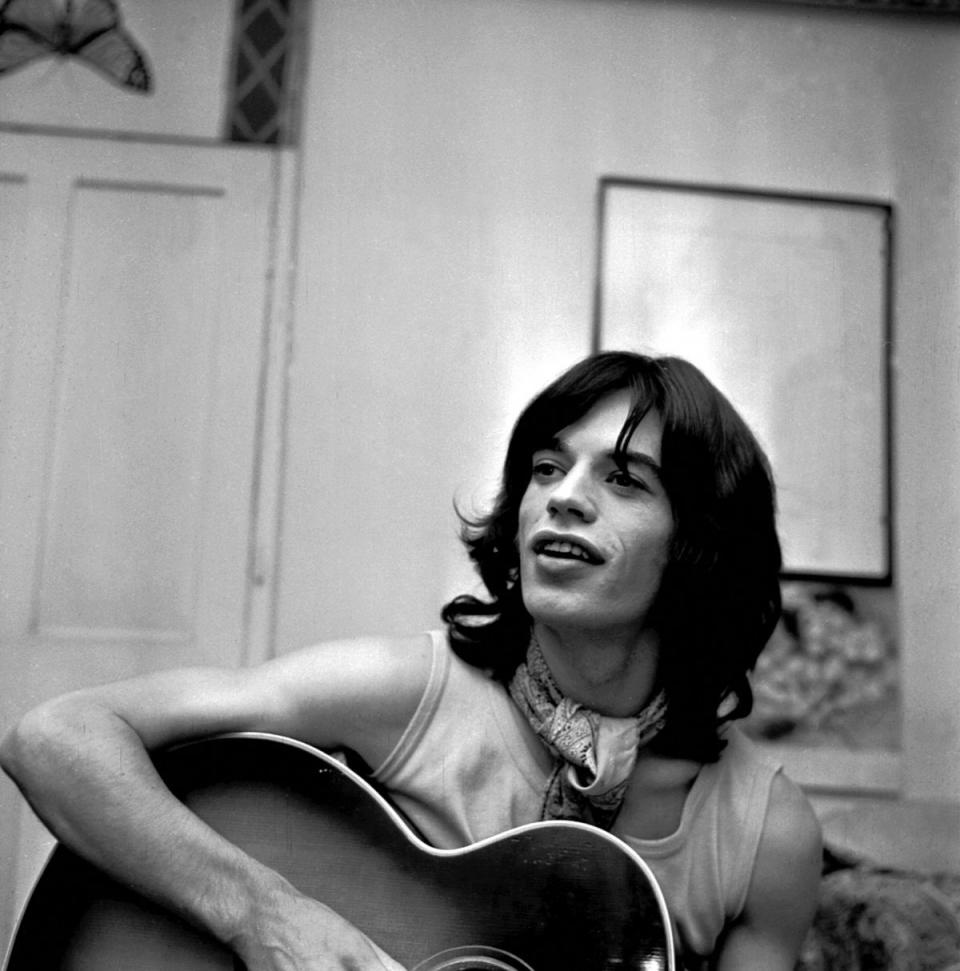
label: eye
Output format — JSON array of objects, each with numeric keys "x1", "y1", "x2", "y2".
[
  {"x1": 607, "y1": 467, "x2": 649, "y2": 492},
  {"x1": 531, "y1": 458, "x2": 563, "y2": 481}
]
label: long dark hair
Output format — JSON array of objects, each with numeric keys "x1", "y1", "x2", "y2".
[{"x1": 441, "y1": 351, "x2": 782, "y2": 763}]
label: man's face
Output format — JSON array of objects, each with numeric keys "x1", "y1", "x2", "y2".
[{"x1": 517, "y1": 389, "x2": 674, "y2": 639}]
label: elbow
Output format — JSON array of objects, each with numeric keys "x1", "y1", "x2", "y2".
[
  {"x1": 1, "y1": 705, "x2": 45, "y2": 784},
  {"x1": 1, "y1": 696, "x2": 92, "y2": 791}
]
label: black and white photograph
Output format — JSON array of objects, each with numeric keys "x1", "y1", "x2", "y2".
[{"x1": 1, "y1": 2, "x2": 959, "y2": 968}]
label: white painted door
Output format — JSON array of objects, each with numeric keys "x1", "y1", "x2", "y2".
[{"x1": 0, "y1": 131, "x2": 290, "y2": 945}]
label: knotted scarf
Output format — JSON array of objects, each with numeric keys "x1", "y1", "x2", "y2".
[{"x1": 509, "y1": 636, "x2": 668, "y2": 830}]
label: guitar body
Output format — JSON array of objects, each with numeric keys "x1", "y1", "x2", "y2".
[{"x1": 4, "y1": 733, "x2": 675, "y2": 971}]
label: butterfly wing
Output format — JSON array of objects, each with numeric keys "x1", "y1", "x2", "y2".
[
  {"x1": 0, "y1": 0, "x2": 61, "y2": 73},
  {"x1": 66, "y1": 0, "x2": 151, "y2": 92},
  {"x1": 0, "y1": 0, "x2": 151, "y2": 91},
  {"x1": 73, "y1": 24, "x2": 150, "y2": 91},
  {"x1": 0, "y1": 24, "x2": 52, "y2": 72},
  {"x1": 1, "y1": 0, "x2": 63, "y2": 44},
  {"x1": 64, "y1": 0, "x2": 117, "y2": 49}
]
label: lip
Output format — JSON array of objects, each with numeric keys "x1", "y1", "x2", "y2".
[{"x1": 529, "y1": 530, "x2": 605, "y2": 565}]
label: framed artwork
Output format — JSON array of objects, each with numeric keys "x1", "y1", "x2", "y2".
[{"x1": 594, "y1": 178, "x2": 893, "y2": 583}]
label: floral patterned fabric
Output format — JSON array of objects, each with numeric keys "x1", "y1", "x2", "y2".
[
  {"x1": 797, "y1": 850, "x2": 960, "y2": 970},
  {"x1": 508, "y1": 636, "x2": 667, "y2": 829}
]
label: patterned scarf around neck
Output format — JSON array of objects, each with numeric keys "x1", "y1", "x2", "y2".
[{"x1": 509, "y1": 636, "x2": 668, "y2": 830}]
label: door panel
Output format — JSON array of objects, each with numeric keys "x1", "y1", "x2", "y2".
[{"x1": 0, "y1": 132, "x2": 286, "y2": 947}]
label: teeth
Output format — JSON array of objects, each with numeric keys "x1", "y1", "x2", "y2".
[{"x1": 540, "y1": 540, "x2": 595, "y2": 562}]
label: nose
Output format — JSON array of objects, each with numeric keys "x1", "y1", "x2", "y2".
[{"x1": 546, "y1": 466, "x2": 597, "y2": 522}]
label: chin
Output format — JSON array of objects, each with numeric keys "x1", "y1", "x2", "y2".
[
  {"x1": 523, "y1": 593, "x2": 602, "y2": 631},
  {"x1": 523, "y1": 589, "x2": 649, "y2": 638}
]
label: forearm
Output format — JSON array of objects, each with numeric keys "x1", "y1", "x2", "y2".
[{"x1": 0, "y1": 698, "x2": 281, "y2": 949}]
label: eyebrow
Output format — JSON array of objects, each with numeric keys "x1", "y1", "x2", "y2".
[
  {"x1": 541, "y1": 436, "x2": 664, "y2": 482},
  {"x1": 619, "y1": 448, "x2": 664, "y2": 481}
]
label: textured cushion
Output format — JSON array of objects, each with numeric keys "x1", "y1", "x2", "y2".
[{"x1": 797, "y1": 865, "x2": 960, "y2": 970}]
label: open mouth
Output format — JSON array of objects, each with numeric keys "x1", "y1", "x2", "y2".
[{"x1": 532, "y1": 538, "x2": 603, "y2": 565}]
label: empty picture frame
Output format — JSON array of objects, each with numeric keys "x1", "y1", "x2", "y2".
[{"x1": 595, "y1": 178, "x2": 892, "y2": 583}]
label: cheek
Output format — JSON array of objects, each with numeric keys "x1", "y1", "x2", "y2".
[
  {"x1": 517, "y1": 486, "x2": 538, "y2": 531},
  {"x1": 516, "y1": 489, "x2": 538, "y2": 564},
  {"x1": 651, "y1": 521, "x2": 675, "y2": 568},
  {"x1": 622, "y1": 520, "x2": 674, "y2": 581}
]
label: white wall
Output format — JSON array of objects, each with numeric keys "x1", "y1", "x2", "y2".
[{"x1": 278, "y1": 0, "x2": 960, "y2": 801}]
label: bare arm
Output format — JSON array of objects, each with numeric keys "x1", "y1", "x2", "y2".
[
  {"x1": 714, "y1": 773, "x2": 823, "y2": 970},
  {"x1": 0, "y1": 633, "x2": 433, "y2": 970}
]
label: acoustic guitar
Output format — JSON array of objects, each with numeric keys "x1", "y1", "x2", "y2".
[{"x1": 3, "y1": 732, "x2": 676, "y2": 970}]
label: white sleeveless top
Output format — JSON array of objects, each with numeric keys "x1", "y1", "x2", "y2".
[{"x1": 372, "y1": 631, "x2": 781, "y2": 962}]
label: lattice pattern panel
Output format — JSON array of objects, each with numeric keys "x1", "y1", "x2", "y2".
[{"x1": 225, "y1": 0, "x2": 305, "y2": 145}]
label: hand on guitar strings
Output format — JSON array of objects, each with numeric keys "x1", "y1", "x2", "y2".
[{"x1": 231, "y1": 884, "x2": 408, "y2": 971}]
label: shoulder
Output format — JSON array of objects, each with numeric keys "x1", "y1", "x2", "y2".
[
  {"x1": 758, "y1": 771, "x2": 823, "y2": 883},
  {"x1": 755, "y1": 772, "x2": 822, "y2": 883},
  {"x1": 711, "y1": 771, "x2": 821, "y2": 968},
  {"x1": 729, "y1": 732, "x2": 821, "y2": 910},
  {"x1": 738, "y1": 772, "x2": 822, "y2": 953}
]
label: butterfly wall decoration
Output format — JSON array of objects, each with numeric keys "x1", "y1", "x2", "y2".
[{"x1": 0, "y1": 0, "x2": 152, "y2": 93}]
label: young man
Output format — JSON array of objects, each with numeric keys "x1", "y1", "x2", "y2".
[{"x1": 1, "y1": 351, "x2": 822, "y2": 970}]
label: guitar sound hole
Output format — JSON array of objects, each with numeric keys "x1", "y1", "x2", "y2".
[{"x1": 413, "y1": 945, "x2": 536, "y2": 971}]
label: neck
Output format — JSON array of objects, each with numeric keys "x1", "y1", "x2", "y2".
[{"x1": 533, "y1": 623, "x2": 660, "y2": 718}]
